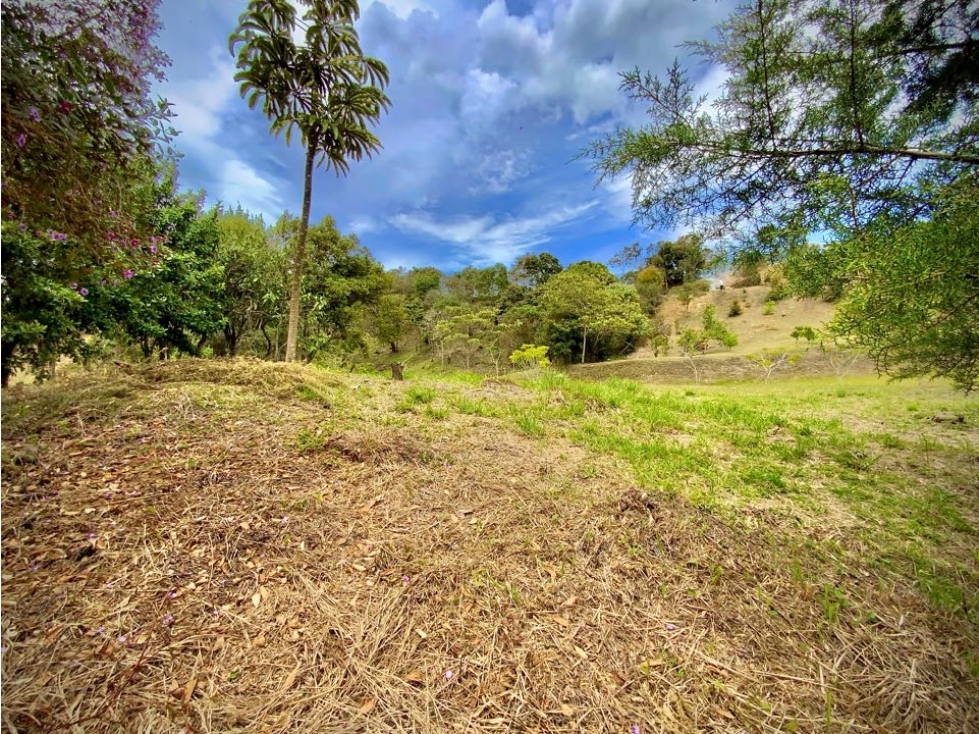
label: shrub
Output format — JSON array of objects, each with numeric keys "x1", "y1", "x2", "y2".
[
  {"x1": 765, "y1": 266, "x2": 791, "y2": 302},
  {"x1": 746, "y1": 349, "x2": 803, "y2": 380},
  {"x1": 728, "y1": 299, "x2": 743, "y2": 317},
  {"x1": 763, "y1": 301, "x2": 776, "y2": 316},
  {"x1": 509, "y1": 344, "x2": 551, "y2": 370},
  {"x1": 791, "y1": 325, "x2": 818, "y2": 346}
]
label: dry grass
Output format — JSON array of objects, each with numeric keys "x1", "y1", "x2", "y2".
[{"x1": 2, "y1": 360, "x2": 977, "y2": 733}]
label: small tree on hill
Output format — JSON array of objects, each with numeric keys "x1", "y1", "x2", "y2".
[
  {"x1": 746, "y1": 349, "x2": 803, "y2": 380},
  {"x1": 701, "y1": 304, "x2": 738, "y2": 350}
]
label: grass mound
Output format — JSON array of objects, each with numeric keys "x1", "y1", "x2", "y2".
[{"x1": 2, "y1": 363, "x2": 977, "y2": 732}]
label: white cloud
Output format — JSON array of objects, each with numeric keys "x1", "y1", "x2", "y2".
[
  {"x1": 390, "y1": 202, "x2": 599, "y2": 265},
  {"x1": 348, "y1": 215, "x2": 383, "y2": 235},
  {"x1": 471, "y1": 148, "x2": 533, "y2": 194},
  {"x1": 217, "y1": 159, "x2": 283, "y2": 221},
  {"x1": 363, "y1": 0, "x2": 437, "y2": 21},
  {"x1": 166, "y1": 47, "x2": 238, "y2": 152},
  {"x1": 161, "y1": 42, "x2": 287, "y2": 221},
  {"x1": 600, "y1": 170, "x2": 634, "y2": 223}
]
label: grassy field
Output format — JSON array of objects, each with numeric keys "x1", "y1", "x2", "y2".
[{"x1": 1, "y1": 359, "x2": 977, "y2": 733}]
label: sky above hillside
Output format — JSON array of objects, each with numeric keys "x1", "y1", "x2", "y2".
[{"x1": 156, "y1": 0, "x2": 728, "y2": 271}]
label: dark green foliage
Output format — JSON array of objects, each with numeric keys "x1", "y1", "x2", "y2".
[
  {"x1": 634, "y1": 265, "x2": 668, "y2": 314},
  {"x1": 0, "y1": 225, "x2": 91, "y2": 386},
  {"x1": 296, "y1": 215, "x2": 388, "y2": 363},
  {"x1": 446, "y1": 265, "x2": 511, "y2": 304},
  {"x1": 93, "y1": 182, "x2": 225, "y2": 359},
  {"x1": 828, "y1": 179, "x2": 979, "y2": 392},
  {"x1": 510, "y1": 252, "x2": 562, "y2": 289},
  {"x1": 216, "y1": 209, "x2": 284, "y2": 357},
  {"x1": 373, "y1": 294, "x2": 409, "y2": 353},
  {"x1": 728, "y1": 300, "x2": 743, "y2": 318},
  {"x1": 538, "y1": 264, "x2": 650, "y2": 363},
  {"x1": 649, "y1": 234, "x2": 707, "y2": 287}
]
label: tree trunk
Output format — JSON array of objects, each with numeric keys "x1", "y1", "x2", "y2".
[
  {"x1": 581, "y1": 326, "x2": 587, "y2": 364},
  {"x1": 1, "y1": 342, "x2": 14, "y2": 388},
  {"x1": 260, "y1": 320, "x2": 273, "y2": 360},
  {"x1": 285, "y1": 138, "x2": 317, "y2": 362},
  {"x1": 225, "y1": 325, "x2": 238, "y2": 357}
]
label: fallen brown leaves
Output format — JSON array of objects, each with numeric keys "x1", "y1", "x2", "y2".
[{"x1": 1, "y1": 361, "x2": 976, "y2": 733}]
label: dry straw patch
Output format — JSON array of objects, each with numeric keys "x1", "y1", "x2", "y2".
[{"x1": 2, "y1": 362, "x2": 977, "y2": 733}]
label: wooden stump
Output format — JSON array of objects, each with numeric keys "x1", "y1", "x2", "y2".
[{"x1": 391, "y1": 362, "x2": 405, "y2": 381}]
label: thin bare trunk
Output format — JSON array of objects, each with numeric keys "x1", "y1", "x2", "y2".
[{"x1": 285, "y1": 139, "x2": 317, "y2": 362}]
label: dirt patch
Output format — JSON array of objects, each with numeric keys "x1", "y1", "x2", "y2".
[{"x1": 570, "y1": 351, "x2": 875, "y2": 384}]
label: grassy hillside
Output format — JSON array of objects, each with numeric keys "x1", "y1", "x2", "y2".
[
  {"x1": 2, "y1": 360, "x2": 977, "y2": 733},
  {"x1": 577, "y1": 285, "x2": 860, "y2": 383},
  {"x1": 656, "y1": 284, "x2": 838, "y2": 356}
]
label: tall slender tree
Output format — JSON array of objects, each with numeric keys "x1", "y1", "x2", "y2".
[{"x1": 230, "y1": 0, "x2": 390, "y2": 362}]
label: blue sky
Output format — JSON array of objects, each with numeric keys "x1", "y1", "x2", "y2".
[{"x1": 155, "y1": 0, "x2": 729, "y2": 271}]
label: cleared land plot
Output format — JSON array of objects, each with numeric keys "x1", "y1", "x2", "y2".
[{"x1": 2, "y1": 360, "x2": 977, "y2": 733}]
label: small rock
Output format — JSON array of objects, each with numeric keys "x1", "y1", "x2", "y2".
[{"x1": 931, "y1": 412, "x2": 965, "y2": 424}]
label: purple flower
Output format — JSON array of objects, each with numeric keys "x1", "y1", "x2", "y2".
[
  {"x1": 105, "y1": 582, "x2": 114, "y2": 589},
  {"x1": 168, "y1": 591, "x2": 177, "y2": 599},
  {"x1": 100, "y1": 279, "x2": 108, "y2": 287},
  {"x1": 15, "y1": 133, "x2": 26, "y2": 148},
  {"x1": 443, "y1": 670, "x2": 453, "y2": 681},
  {"x1": 123, "y1": 269, "x2": 134, "y2": 279},
  {"x1": 163, "y1": 614, "x2": 174, "y2": 626},
  {"x1": 28, "y1": 107, "x2": 39, "y2": 122},
  {"x1": 402, "y1": 575, "x2": 410, "y2": 584},
  {"x1": 59, "y1": 101, "x2": 72, "y2": 114},
  {"x1": 630, "y1": 726, "x2": 641, "y2": 734},
  {"x1": 87, "y1": 532, "x2": 96, "y2": 540},
  {"x1": 18, "y1": 223, "x2": 27, "y2": 232},
  {"x1": 70, "y1": 282, "x2": 78, "y2": 290},
  {"x1": 117, "y1": 635, "x2": 127, "y2": 644},
  {"x1": 95, "y1": 626, "x2": 106, "y2": 635},
  {"x1": 80, "y1": 288, "x2": 89, "y2": 296},
  {"x1": 109, "y1": 210, "x2": 119, "y2": 219},
  {"x1": 149, "y1": 245, "x2": 157, "y2": 254},
  {"x1": 665, "y1": 623, "x2": 677, "y2": 632}
]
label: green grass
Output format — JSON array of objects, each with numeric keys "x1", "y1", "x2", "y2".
[{"x1": 493, "y1": 372, "x2": 979, "y2": 622}]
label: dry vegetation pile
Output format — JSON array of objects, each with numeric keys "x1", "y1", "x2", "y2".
[{"x1": 1, "y1": 361, "x2": 977, "y2": 733}]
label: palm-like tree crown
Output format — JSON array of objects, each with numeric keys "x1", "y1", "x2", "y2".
[{"x1": 229, "y1": 0, "x2": 391, "y2": 174}]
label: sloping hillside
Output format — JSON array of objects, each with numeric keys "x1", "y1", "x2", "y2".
[
  {"x1": 574, "y1": 284, "x2": 852, "y2": 383},
  {"x1": 658, "y1": 284, "x2": 837, "y2": 355},
  {"x1": 2, "y1": 360, "x2": 977, "y2": 733}
]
